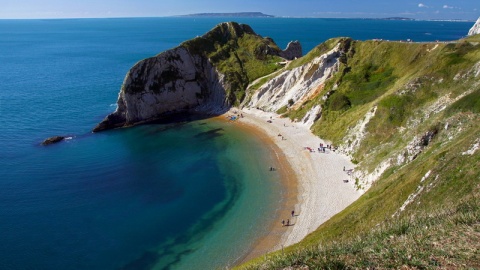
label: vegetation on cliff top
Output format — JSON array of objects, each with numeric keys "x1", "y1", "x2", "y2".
[
  {"x1": 240, "y1": 34, "x2": 480, "y2": 268},
  {"x1": 181, "y1": 22, "x2": 284, "y2": 105}
]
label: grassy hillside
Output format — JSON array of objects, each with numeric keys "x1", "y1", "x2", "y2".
[
  {"x1": 181, "y1": 22, "x2": 284, "y2": 105},
  {"x1": 240, "y1": 35, "x2": 480, "y2": 269}
]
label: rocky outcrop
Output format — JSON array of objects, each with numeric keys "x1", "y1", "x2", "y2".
[
  {"x1": 93, "y1": 47, "x2": 228, "y2": 132},
  {"x1": 41, "y1": 136, "x2": 65, "y2": 146},
  {"x1": 337, "y1": 106, "x2": 378, "y2": 157},
  {"x1": 468, "y1": 17, "x2": 480, "y2": 36},
  {"x1": 279, "y1": 41, "x2": 302, "y2": 60},
  {"x1": 247, "y1": 43, "x2": 343, "y2": 126},
  {"x1": 94, "y1": 22, "x2": 301, "y2": 132}
]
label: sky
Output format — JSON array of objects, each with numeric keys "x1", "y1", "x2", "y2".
[{"x1": 0, "y1": 0, "x2": 479, "y2": 20}]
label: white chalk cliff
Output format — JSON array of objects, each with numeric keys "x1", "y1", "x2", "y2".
[
  {"x1": 247, "y1": 43, "x2": 343, "y2": 128},
  {"x1": 468, "y1": 17, "x2": 480, "y2": 36},
  {"x1": 94, "y1": 22, "x2": 302, "y2": 132},
  {"x1": 94, "y1": 47, "x2": 229, "y2": 131}
]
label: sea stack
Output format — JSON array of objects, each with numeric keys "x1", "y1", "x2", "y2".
[
  {"x1": 93, "y1": 22, "x2": 302, "y2": 132},
  {"x1": 468, "y1": 17, "x2": 480, "y2": 36},
  {"x1": 279, "y1": 41, "x2": 302, "y2": 60}
]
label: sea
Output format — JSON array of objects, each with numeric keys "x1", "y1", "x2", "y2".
[{"x1": 0, "y1": 17, "x2": 472, "y2": 269}]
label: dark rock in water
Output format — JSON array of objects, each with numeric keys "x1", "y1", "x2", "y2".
[
  {"x1": 93, "y1": 111, "x2": 126, "y2": 132},
  {"x1": 41, "y1": 136, "x2": 65, "y2": 146}
]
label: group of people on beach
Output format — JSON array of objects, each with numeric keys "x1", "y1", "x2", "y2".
[
  {"x1": 318, "y1": 143, "x2": 335, "y2": 153},
  {"x1": 304, "y1": 143, "x2": 336, "y2": 153},
  {"x1": 281, "y1": 210, "x2": 296, "y2": 227},
  {"x1": 227, "y1": 111, "x2": 244, "y2": 121}
]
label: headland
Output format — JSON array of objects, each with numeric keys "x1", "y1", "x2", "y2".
[{"x1": 178, "y1": 12, "x2": 274, "y2": 18}]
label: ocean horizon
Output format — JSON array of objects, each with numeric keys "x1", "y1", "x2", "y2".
[
  {"x1": 1, "y1": 16, "x2": 476, "y2": 22},
  {"x1": 0, "y1": 17, "x2": 473, "y2": 269}
]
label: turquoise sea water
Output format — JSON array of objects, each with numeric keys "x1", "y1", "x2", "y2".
[{"x1": 0, "y1": 18, "x2": 472, "y2": 269}]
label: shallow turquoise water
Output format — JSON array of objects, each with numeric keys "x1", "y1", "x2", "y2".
[{"x1": 0, "y1": 18, "x2": 472, "y2": 269}]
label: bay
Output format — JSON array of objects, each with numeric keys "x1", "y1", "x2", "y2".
[{"x1": 0, "y1": 17, "x2": 472, "y2": 269}]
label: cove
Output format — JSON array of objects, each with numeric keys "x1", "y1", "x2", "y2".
[{"x1": 0, "y1": 117, "x2": 284, "y2": 269}]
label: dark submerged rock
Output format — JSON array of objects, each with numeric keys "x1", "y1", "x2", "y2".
[{"x1": 41, "y1": 136, "x2": 65, "y2": 146}]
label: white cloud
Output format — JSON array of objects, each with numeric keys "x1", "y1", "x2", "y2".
[
  {"x1": 418, "y1": 3, "x2": 428, "y2": 8},
  {"x1": 443, "y1": 5, "x2": 460, "y2": 9}
]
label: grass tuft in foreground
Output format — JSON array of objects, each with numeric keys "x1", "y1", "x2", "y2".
[{"x1": 241, "y1": 196, "x2": 480, "y2": 269}]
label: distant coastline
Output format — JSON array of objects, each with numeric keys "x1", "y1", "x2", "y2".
[{"x1": 177, "y1": 12, "x2": 274, "y2": 18}]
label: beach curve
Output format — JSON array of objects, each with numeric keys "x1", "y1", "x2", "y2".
[{"x1": 226, "y1": 108, "x2": 362, "y2": 261}]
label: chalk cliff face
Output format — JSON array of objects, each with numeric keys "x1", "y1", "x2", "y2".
[
  {"x1": 94, "y1": 22, "x2": 301, "y2": 131},
  {"x1": 248, "y1": 43, "x2": 343, "y2": 127},
  {"x1": 468, "y1": 17, "x2": 480, "y2": 36},
  {"x1": 93, "y1": 47, "x2": 228, "y2": 131},
  {"x1": 245, "y1": 36, "x2": 480, "y2": 193}
]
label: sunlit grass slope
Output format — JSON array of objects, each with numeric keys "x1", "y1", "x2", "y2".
[
  {"x1": 240, "y1": 34, "x2": 480, "y2": 269},
  {"x1": 181, "y1": 22, "x2": 284, "y2": 105}
]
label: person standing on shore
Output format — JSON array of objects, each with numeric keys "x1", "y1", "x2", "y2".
[
  {"x1": 281, "y1": 219, "x2": 285, "y2": 226},
  {"x1": 291, "y1": 210, "x2": 295, "y2": 217}
]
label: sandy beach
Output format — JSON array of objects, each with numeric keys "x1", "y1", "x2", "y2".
[{"x1": 225, "y1": 108, "x2": 362, "y2": 260}]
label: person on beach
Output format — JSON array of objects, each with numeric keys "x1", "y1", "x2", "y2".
[
  {"x1": 291, "y1": 210, "x2": 295, "y2": 217},
  {"x1": 286, "y1": 219, "x2": 290, "y2": 226},
  {"x1": 281, "y1": 219, "x2": 285, "y2": 226}
]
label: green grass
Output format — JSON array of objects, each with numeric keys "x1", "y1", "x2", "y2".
[
  {"x1": 241, "y1": 196, "x2": 480, "y2": 269},
  {"x1": 240, "y1": 117, "x2": 480, "y2": 269},
  {"x1": 276, "y1": 105, "x2": 288, "y2": 114},
  {"x1": 446, "y1": 88, "x2": 480, "y2": 115},
  {"x1": 301, "y1": 39, "x2": 479, "y2": 152},
  {"x1": 181, "y1": 22, "x2": 284, "y2": 105},
  {"x1": 287, "y1": 37, "x2": 352, "y2": 70},
  {"x1": 325, "y1": 91, "x2": 351, "y2": 111},
  {"x1": 343, "y1": 65, "x2": 396, "y2": 106},
  {"x1": 239, "y1": 36, "x2": 480, "y2": 269}
]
